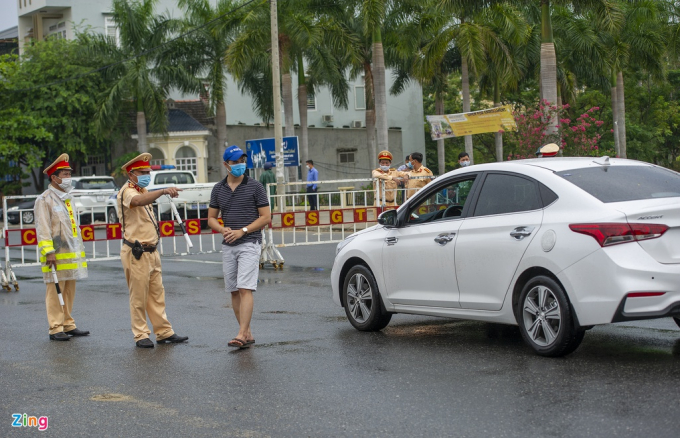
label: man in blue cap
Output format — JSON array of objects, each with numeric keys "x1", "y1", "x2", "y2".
[
  {"x1": 258, "y1": 161, "x2": 277, "y2": 209},
  {"x1": 207, "y1": 146, "x2": 271, "y2": 348}
]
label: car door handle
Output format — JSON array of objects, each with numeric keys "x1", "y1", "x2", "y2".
[
  {"x1": 510, "y1": 226, "x2": 535, "y2": 240},
  {"x1": 434, "y1": 232, "x2": 456, "y2": 246},
  {"x1": 385, "y1": 236, "x2": 398, "y2": 245}
]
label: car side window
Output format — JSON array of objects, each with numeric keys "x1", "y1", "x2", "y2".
[
  {"x1": 473, "y1": 174, "x2": 541, "y2": 217},
  {"x1": 406, "y1": 177, "x2": 476, "y2": 225}
]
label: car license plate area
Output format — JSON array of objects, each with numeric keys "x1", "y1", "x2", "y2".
[{"x1": 187, "y1": 204, "x2": 208, "y2": 210}]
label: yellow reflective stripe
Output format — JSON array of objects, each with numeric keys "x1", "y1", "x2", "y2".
[
  {"x1": 41, "y1": 263, "x2": 79, "y2": 272},
  {"x1": 39, "y1": 252, "x2": 78, "y2": 263},
  {"x1": 40, "y1": 246, "x2": 55, "y2": 256},
  {"x1": 81, "y1": 251, "x2": 86, "y2": 257},
  {"x1": 64, "y1": 199, "x2": 77, "y2": 238},
  {"x1": 38, "y1": 240, "x2": 54, "y2": 248},
  {"x1": 81, "y1": 262, "x2": 87, "y2": 268}
]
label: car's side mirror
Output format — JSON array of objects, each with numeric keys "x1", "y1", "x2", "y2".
[{"x1": 378, "y1": 209, "x2": 398, "y2": 227}]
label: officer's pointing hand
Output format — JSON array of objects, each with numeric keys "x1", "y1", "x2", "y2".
[{"x1": 163, "y1": 187, "x2": 182, "y2": 198}]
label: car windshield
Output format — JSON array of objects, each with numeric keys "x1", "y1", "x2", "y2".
[
  {"x1": 154, "y1": 172, "x2": 195, "y2": 185},
  {"x1": 556, "y1": 165, "x2": 680, "y2": 203},
  {"x1": 75, "y1": 179, "x2": 117, "y2": 190}
]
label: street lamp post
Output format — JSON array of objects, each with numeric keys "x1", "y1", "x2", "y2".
[{"x1": 270, "y1": 0, "x2": 285, "y2": 213}]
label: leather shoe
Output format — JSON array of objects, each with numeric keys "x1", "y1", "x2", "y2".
[
  {"x1": 49, "y1": 332, "x2": 70, "y2": 341},
  {"x1": 136, "y1": 338, "x2": 154, "y2": 348},
  {"x1": 65, "y1": 328, "x2": 90, "y2": 337},
  {"x1": 157, "y1": 334, "x2": 188, "y2": 344}
]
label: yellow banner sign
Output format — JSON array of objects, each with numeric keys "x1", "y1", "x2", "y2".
[{"x1": 427, "y1": 105, "x2": 517, "y2": 140}]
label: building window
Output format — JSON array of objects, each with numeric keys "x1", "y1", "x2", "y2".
[
  {"x1": 149, "y1": 147, "x2": 165, "y2": 166},
  {"x1": 307, "y1": 94, "x2": 316, "y2": 111},
  {"x1": 105, "y1": 16, "x2": 120, "y2": 47},
  {"x1": 338, "y1": 152, "x2": 355, "y2": 164},
  {"x1": 354, "y1": 86, "x2": 366, "y2": 110},
  {"x1": 175, "y1": 145, "x2": 197, "y2": 176}
]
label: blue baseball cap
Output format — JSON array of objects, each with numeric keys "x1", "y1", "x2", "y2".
[
  {"x1": 223, "y1": 145, "x2": 246, "y2": 162},
  {"x1": 264, "y1": 162, "x2": 273, "y2": 170}
]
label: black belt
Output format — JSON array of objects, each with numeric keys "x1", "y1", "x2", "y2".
[{"x1": 123, "y1": 239, "x2": 157, "y2": 253}]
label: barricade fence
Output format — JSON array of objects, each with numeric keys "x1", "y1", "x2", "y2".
[{"x1": 2, "y1": 176, "x2": 436, "y2": 290}]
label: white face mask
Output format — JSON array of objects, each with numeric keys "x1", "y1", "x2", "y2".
[
  {"x1": 380, "y1": 165, "x2": 390, "y2": 172},
  {"x1": 460, "y1": 161, "x2": 470, "y2": 167},
  {"x1": 58, "y1": 178, "x2": 73, "y2": 193},
  {"x1": 306, "y1": 165, "x2": 311, "y2": 170}
]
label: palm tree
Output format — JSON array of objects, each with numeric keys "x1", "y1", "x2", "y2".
[
  {"x1": 81, "y1": 0, "x2": 191, "y2": 152},
  {"x1": 163, "y1": 0, "x2": 244, "y2": 178}
]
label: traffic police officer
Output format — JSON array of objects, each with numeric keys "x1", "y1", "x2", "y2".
[
  {"x1": 117, "y1": 153, "x2": 188, "y2": 348},
  {"x1": 35, "y1": 154, "x2": 90, "y2": 341},
  {"x1": 372, "y1": 150, "x2": 409, "y2": 207},
  {"x1": 405, "y1": 152, "x2": 434, "y2": 199}
]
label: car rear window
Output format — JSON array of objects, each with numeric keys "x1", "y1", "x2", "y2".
[
  {"x1": 75, "y1": 179, "x2": 117, "y2": 190},
  {"x1": 556, "y1": 166, "x2": 680, "y2": 203}
]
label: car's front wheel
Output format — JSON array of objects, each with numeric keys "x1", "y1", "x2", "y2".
[
  {"x1": 107, "y1": 208, "x2": 119, "y2": 224},
  {"x1": 22, "y1": 211, "x2": 34, "y2": 224},
  {"x1": 517, "y1": 275, "x2": 584, "y2": 357},
  {"x1": 342, "y1": 265, "x2": 392, "y2": 331}
]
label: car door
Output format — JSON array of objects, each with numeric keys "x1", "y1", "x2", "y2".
[
  {"x1": 382, "y1": 175, "x2": 479, "y2": 308},
  {"x1": 455, "y1": 172, "x2": 544, "y2": 311}
]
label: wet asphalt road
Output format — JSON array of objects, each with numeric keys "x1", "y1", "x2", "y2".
[{"x1": 2, "y1": 243, "x2": 680, "y2": 437}]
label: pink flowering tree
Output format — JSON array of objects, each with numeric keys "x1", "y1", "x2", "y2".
[{"x1": 507, "y1": 100, "x2": 611, "y2": 160}]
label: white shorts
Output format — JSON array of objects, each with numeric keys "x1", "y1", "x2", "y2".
[{"x1": 222, "y1": 242, "x2": 261, "y2": 292}]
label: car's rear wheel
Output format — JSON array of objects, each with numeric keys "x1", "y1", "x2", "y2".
[
  {"x1": 517, "y1": 275, "x2": 584, "y2": 357},
  {"x1": 22, "y1": 211, "x2": 34, "y2": 224},
  {"x1": 673, "y1": 317, "x2": 680, "y2": 329},
  {"x1": 342, "y1": 265, "x2": 391, "y2": 331},
  {"x1": 107, "y1": 208, "x2": 118, "y2": 224}
]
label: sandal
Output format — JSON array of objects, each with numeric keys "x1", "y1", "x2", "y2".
[{"x1": 228, "y1": 338, "x2": 248, "y2": 348}]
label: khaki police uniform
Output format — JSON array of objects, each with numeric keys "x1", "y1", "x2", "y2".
[
  {"x1": 117, "y1": 153, "x2": 175, "y2": 342},
  {"x1": 35, "y1": 154, "x2": 88, "y2": 335},
  {"x1": 372, "y1": 168, "x2": 408, "y2": 206},
  {"x1": 406, "y1": 165, "x2": 434, "y2": 199}
]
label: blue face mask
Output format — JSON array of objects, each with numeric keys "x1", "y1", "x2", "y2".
[
  {"x1": 407, "y1": 161, "x2": 414, "y2": 169},
  {"x1": 135, "y1": 175, "x2": 151, "y2": 188},
  {"x1": 230, "y1": 163, "x2": 246, "y2": 177}
]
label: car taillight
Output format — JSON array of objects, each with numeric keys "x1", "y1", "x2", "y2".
[
  {"x1": 627, "y1": 292, "x2": 666, "y2": 298},
  {"x1": 569, "y1": 223, "x2": 669, "y2": 247}
]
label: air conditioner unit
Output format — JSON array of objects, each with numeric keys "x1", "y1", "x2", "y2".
[
  {"x1": 322, "y1": 114, "x2": 334, "y2": 123},
  {"x1": 351, "y1": 120, "x2": 362, "y2": 128}
]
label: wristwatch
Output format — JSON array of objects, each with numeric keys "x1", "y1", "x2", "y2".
[{"x1": 242, "y1": 227, "x2": 248, "y2": 234}]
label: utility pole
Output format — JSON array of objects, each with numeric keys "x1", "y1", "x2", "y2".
[{"x1": 270, "y1": 0, "x2": 285, "y2": 212}]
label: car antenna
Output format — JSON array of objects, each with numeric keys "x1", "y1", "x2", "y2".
[{"x1": 592, "y1": 156, "x2": 610, "y2": 166}]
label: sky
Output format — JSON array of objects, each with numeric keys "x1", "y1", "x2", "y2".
[{"x1": 1, "y1": 0, "x2": 19, "y2": 33}]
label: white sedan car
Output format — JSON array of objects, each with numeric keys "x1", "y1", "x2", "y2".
[{"x1": 331, "y1": 157, "x2": 680, "y2": 356}]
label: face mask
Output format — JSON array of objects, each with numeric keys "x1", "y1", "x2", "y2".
[
  {"x1": 407, "y1": 162, "x2": 414, "y2": 169},
  {"x1": 230, "y1": 163, "x2": 246, "y2": 177},
  {"x1": 136, "y1": 175, "x2": 151, "y2": 188},
  {"x1": 380, "y1": 165, "x2": 390, "y2": 172},
  {"x1": 306, "y1": 165, "x2": 311, "y2": 170},
  {"x1": 58, "y1": 178, "x2": 73, "y2": 193},
  {"x1": 460, "y1": 161, "x2": 470, "y2": 167}
]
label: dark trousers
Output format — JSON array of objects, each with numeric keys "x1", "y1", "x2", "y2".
[{"x1": 306, "y1": 186, "x2": 318, "y2": 211}]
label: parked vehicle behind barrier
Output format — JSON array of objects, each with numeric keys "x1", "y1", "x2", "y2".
[
  {"x1": 72, "y1": 176, "x2": 119, "y2": 224},
  {"x1": 107, "y1": 168, "x2": 214, "y2": 225}
]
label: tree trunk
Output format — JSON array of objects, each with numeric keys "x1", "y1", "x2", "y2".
[
  {"x1": 611, "y1": 72, "x2": 620, "y2": 157},
  {"x1": 435, "y1": 92, "x2": 445, "y2": 174},
  {"x1": 461, "y1": 57, "x2": 473, "y2": 162},
  {"x1": 216, "y1": 101, "x2": 228, "y2": 179},
  {"x1": 494, "y1": 80, "x2": 503, "y2": 162},
  {"x1": 365, "y1": 61, "x2": 377, "y2": 170},
  {"x1": 540, "y1": 1, "x2": 558, "y2": 137},
  {"x1": 373, "y1": 28, "x2": 389, "y2": 152},
  {"x1": 281, "y1": 69, "x2": 297, "y2": 181},
  {"x1": 297, "y1": 54, "x2": 309, "y2": 169},
  {"x1": 616, "y1": 71, "x2": 627, "y2": 158},
  {"x1": 136, "y1": 111, "x2": 148, "y2": 153}
]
